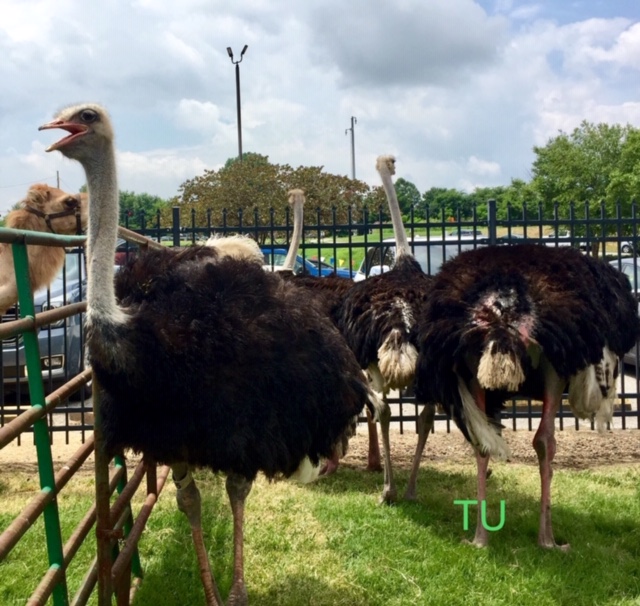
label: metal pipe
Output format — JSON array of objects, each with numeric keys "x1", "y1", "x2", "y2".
[
  {"x1": 0, "y1": 437, "x2": 95, "y2": 562},
  {"x1": 110, "y1": 465, "x2": 170, "y2": 585}
]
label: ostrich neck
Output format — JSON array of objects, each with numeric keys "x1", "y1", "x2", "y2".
[
  {"x1": 380, "y1": 171, "x2": 411, "y2": 257},
  {"x1": 84, "y1": 148, "x2": 121, "y2": 323},
  {"x1": 283, "y1": 201, "x2": 304, "y2": 271}
]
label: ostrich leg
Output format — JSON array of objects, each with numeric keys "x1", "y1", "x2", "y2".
[
  {"x1": 365, "y1": 407, "x2": 383, "y2": 471},
  {"x1": 465, "y1": 382, "x2": 491, "y2": 547},
  {"x1": 468, "y1": 451, "x2": 491, "y2": 547},
  {"x1": 532, "y1": 369, "x2": 568, "y2": 550},
  {"x1": 226, "y1": 473, "x2": 253, "y2": 606},
  {"x1": 378, "y1": 392, "x2": 397, "y2": 504},
  {"x1": 172, "y1": 464, "x2": 223, "y2": 606},
  {"x1": 404, "y1": 403, "x2": 436, "y2": 500}
]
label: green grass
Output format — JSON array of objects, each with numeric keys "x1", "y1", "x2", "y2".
[{"x1": 1, "y1": 462, "x2": 640, "y2": 605}]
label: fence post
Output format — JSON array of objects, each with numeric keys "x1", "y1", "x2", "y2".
[
  {"x1": 487, "y1": 199, "x2": 497, "y2": 245},
  {"x1": 172, "y1": 207, "x2": 180, "y2": 247}
]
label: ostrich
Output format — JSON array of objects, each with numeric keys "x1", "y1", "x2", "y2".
[
  {"x1": 336, "y1": 155, "x2": 435, "y2": 502},
  {"x1": 277, "y1": 188, "x2": 382, "y2": 474},
  {"x1": 0, "y1": 184, "x2": 88, "y2": 315},
  {"x1": 414, "y1": 243, "x2": 640, "y2": 549},
  {"x1": 39, "y1": 103, "x2": 381, "y2": 606}
]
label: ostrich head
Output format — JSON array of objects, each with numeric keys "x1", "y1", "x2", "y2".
[
  {"x1": 375, "y1": 155, "x2": 396, "y2": 178},
  {"x1": 39, "y1": 104, "x2": 114, "y2": 164},
  {"x1": 287, "y1": 189, "x2": 306, "y2": 208}
]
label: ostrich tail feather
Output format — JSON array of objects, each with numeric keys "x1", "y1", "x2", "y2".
[
  {"x1": 364, "y1": 377, "x2": 385, "y2": 422},
  {"x1": 459, "y1": 378, "x2": 510, "y2": 460},
  {"x1": 568, "y1": 347, "x2": 617, "y2": 433},
  {"x1": 377, "y1": 329, "x2": 418, "y2": 390},
  {"x1": 205, "y1": 234, "x2": 264, "y2": 265},
  {"x1": 477, "y1": 340, "x2": 525, "y2": 392}
]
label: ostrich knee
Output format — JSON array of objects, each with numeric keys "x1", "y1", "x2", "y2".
[
  {"x1": 366, "y1": 407, "x2": 382, "y2": 472},
  {"x1": 173, "y1": 465, "x2": 202, "y2": 527}
]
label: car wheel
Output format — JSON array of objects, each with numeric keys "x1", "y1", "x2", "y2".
[{"x1": 622, "y1": 244, "x2": 632, "y2": 254}]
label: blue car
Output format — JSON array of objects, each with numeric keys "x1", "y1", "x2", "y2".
[{"x1": 261, "y1": 247, "x2": 354, "y2": 279}]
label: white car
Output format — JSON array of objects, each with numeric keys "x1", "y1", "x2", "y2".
[
  {"x1": 609, "y1": 257, "x2": 640, "y2": 366},
  {"x1": 353, "y1": 236, "x2": 479, "y2": 281}
]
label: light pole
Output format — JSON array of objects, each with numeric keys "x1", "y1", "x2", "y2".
[
  {"x1": 345, "y1": 116, "x2": 357, "y2": 179},
  {"x1": 227, "y1": 44, "x2": 248, "y2": 162}
]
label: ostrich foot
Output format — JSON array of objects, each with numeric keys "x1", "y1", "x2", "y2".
[
  {"x1": 319, "y1": 459, "x2": 339, "y2": 476},
  {"x1": 462, "y1": 524, "x2": 489, "y2": 548},
  {"x1": 462, "y1": 537, "x2": 488, "y2": 548},
  {"x1": 378, "y1": 486, "x2": 397, "y2": 505},
  {"x1": 538, "y1": 537, "x2": 571, "y2": 552},
  {"x1": 366, "y1": 458, "x2": 383, "y2": 473},
  {"x1": 403, "y1": 486, "x2": 418, "y2": 501},
  {"x1": 227, "y1": 580, "x2": 248, "y2": 606},
  {"x1": 319, "y1": 451, "x2": 340, "y2": 476}
]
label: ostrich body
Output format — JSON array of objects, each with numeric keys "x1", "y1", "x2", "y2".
[
  {"x1": 337, "y1": 155, "x2": 435, "y2": 502},
  {"x1": 40, "y1": 104, "x2": 378, "y2": 606},
  {"x1": 415, "y1": 243, "x2": 640, "y2": 548},
  {"x1": 278, "y1": 189, "x2": 381, "y2": 474},
  {"x1": 0, "y1": 184, "x2": 88, "y2": 314}
]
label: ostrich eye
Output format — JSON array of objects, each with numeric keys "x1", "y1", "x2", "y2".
[{"x1": 80, "y1": 109, "x2": 98, "y2": 123}]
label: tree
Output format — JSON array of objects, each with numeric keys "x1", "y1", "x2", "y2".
[
  {"x1": 606, "y1": 129, "x2": 640, "y2": 207},
  {"x1": 421, "y1": 187, "x2": 472, "y2": 220},
  {"x1": 172, "y1": 153, "x2": 374, "y2": 242},
  {"x1": 394, "y1": 178, "x2": 421, "y2": 217},
  {"x1": 470, "y1": 181, "x2": 541, "y2": 221},
  {"x1": 531, "y1": 121, "x2": 638, "y2": 211},
  {"x1": 120, "y1": 191, "x2": 169, "y2": 228}
]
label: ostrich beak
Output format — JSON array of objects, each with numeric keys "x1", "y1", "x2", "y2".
[{"x1": 38, "y1": 120, "x2": 89, "y2": 152}]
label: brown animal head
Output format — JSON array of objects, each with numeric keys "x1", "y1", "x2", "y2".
[{"x1": 22, "y1": 184, "x2": 88, "y2": 234}]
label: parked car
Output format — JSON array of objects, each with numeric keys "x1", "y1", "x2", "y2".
[
  {"x1": 261, "y1": 247, "x2": 354, "y2": 279},
  {"x1": 620, "y1": 240, "x2": 638, "y2": 255},
  {"x1": 1, "y1": 249, "x2": 89, "y2": 398},
  {"x1": 544, "y1": 231, "x2": 588, "y2": 251},
  {"x1": 114, "y1": 238, "x2": 139, "y2": 266},
  {"x1": 446, "y1": 229, "x2": 484, "y2": 238},
  {"x1": 353, "y1": 236, "x2": 479, "y2": 281},
  {"x1": 609, "y1": 257, "x2": 640, "y2": 366}
]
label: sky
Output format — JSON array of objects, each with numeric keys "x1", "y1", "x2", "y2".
[{"x1": 1, "y1": 0, "x2": 639, "y2": 215}]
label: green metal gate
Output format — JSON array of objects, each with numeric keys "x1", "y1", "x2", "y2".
[{"x1": 0, "y1": 227, "x2": 167, "y2": 605}]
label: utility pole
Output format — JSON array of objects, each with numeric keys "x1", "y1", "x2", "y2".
[
  {"x1": 227, "y1": 45, "x2": 249, "y2": 162},
  {"x1": 56, "y1": 170, "x2": 60, "y2": 188},
  {"x1": 345, "y1": 116, "x2": 357, "y2": 179}
]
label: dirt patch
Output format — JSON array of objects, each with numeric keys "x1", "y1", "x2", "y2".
[
  {"x1": 2, "y1": 426, "x2": 638, "y2": 476},
  {"x1": 342, "y1": 425, "x2": 640, "y2": 471}
]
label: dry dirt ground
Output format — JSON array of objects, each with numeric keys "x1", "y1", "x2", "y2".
[
  {"x1": 343, "y1": 425, "x2": 640, "y2": 471},
  {"x1": 1, "y1": 425, "x2": 639, "y2": 475}
]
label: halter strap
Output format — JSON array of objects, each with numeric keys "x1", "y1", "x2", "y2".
[{"x1": 24, "y1": 203, "x2": 82, "y2": 235}]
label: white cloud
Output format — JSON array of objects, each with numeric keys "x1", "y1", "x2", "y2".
[
  {"x1": 467, "y1": 156, "x2": 502, "y2": 176},
  {"x1": 1, "y1": 1, "x2": 639, "y2": 214}
]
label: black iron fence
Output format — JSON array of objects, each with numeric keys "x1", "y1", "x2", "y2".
[{"x1": 2, "y1": 200, "x2": 639, "y2": 440}]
